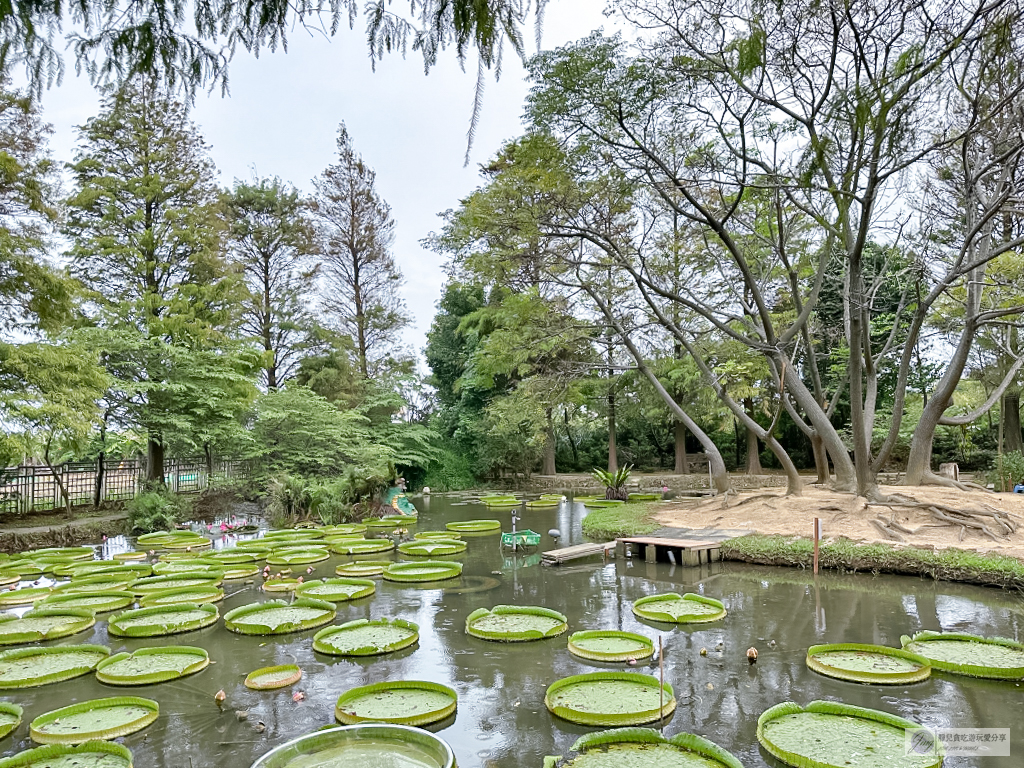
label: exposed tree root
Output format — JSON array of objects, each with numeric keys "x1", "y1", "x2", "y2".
[
  {"x1": 915, "y1": 471, "x2": 993, "y2": 493},
  {"x1": 870, "y1": 518, "x2": 904, "y2": 541}
]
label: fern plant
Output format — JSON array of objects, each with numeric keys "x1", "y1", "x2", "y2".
[{"x1": 591, "y1": 465, "x2": 633, "y2": 501}]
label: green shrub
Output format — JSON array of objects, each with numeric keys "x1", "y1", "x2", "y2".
[
  {"x1": 264, "y1": 474, "x2": 364, "y2": 527},
  {"x1": 127, "y1": 490, "x2": 191, "y2": 534},
  {"x1": 422, "y1": 449, "x2": 477, "y2": 492},
  {"x1": 990, "y1": 451, "x2": 1024, "y2": 492}
]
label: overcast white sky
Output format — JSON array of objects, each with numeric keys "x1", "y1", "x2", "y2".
[{"x1": 35, "y1": 2, "x2": 611, "y2": 364}]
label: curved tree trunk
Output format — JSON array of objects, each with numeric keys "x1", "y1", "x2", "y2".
[
  {"x1": 1004, "y1": 389, "x2": 1023, "y2": 454},
  {"x1": 542, "y1": 407, "x2": 557, "y2": 475},
  {"x1": 146, "y1": 437, "x2": 166, "y2": 488},
  {"x1": 674, "y1": 421, "x2": 689, "y2": 474},
  {"x1": 607, "y1": 391, "x2": 618, "y2": 473},
  {"x1": 744, "y1": 398, "x2": 762, "y2": 474},
  {"x1": 811, "y1": 434, "x2": 829, "y2": 484}
]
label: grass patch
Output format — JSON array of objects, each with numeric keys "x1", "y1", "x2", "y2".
[
  {"x1": 581, "y1": 503, "x2": 658, "y2": 540},
  {"x1": 722, "y1": 534, "x2": 1024, "y2": 590}
]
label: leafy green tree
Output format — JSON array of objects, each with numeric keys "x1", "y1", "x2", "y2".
[
  {"x1": 224, "y1": 177, "x2": 319, "y2": 390},
  {"x1": 64, "y1": 80, "x2": 255, "y2": 485}
]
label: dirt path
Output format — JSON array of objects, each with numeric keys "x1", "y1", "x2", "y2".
[
  {"x1": 0, "y1": 511, "x2": 127, "y2": 537},
  {"x1": 653, "y1": 485, "x2": 1024, "y2": 559}
]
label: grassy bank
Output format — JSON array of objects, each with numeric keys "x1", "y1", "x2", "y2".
[
  {"x1": 722, "y1": 534, "x2": 1024, "y2": 590},
  {"x1": 581, "y1": 503, "x2": 658, "y2": 540}
]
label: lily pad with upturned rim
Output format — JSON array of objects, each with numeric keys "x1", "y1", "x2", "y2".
[
  {"x1": 335, "y1": 681, "x2": 456, "y2": 726},
  {"x1": 466, "y1": 605, "x2": 567, "y2": 642},
  {"x1": 335, "y1": 561, "x2": 392, "y2": 577},
  {"x1": 544, "y1": 672, "x2": 675, "y2": 726},
  {"x1": 398, "y1": 539, "x2": 467, "y2": 557},
  {"x1": 223, "y1": 598, "x2": 336, "y2": 635},
  {"x1": 244, "y1": 664, "x2": 302, "y2": 690},
  {"x1": 632, "y1": 593, "x2": 726, "y2": 624},
  {"x1": 205, "y1": 551, "x2": 259, "y2": 565},
  {"x1": 0, "y1": 740, "x2": 133, "y2": 768},
  {"x1": 0, "y1": 702, "x2": 22, "y2": 739},
  {"x1": 0, "y1": 608, "x2": 96, "y2": 645},
  {"x1": 567, "y1": 631, "x2": 655, "y2": 662},
  {"x1": 219, "y1": 564, "x2": 260, "y2": 580},
  {"x1": 445, "y1": 520, "x2": 501, "y2": 534},
  {"x1": 0, "y1": 645, "x2": 111, "y2": 689},
  {"x1": 265, "y1": 549, "x2": 331, "y2": 566},
  {"x1": 130, "y1": 573, "x2": 223, "y2": 595},
  {"x1": 107, "y1": 603, "x2": 219, "y2": 638},
  {"x1": 30, "y1": 696, "x2": 159, "y2": 744},
  {"x1": 413, "y1": 531, "x2": 462, "y2": 541},
  {"x1": 314, "y1": 618, "x2": 419, "y2": 656},
  {"x1": 249, "y1": 724, "x2": 454, "y2": 768},
  {"x1": 53, "y1": 576, "x2": 137, "y2": 594},
  {"x1": 321, "y1": 524, "x2": 367, "y2": 536},
  {"x1": 901, "y1": 630, "x2": 1024, "y2": 679},
  {"x1": 382, "y1": 561, "x2": 463, "y2": 583},
  {"x1": 262, "y1": 578, "x2": 301, "y2": 593},
  {"x1": 294, "y1": 578, "x2": 376, "y2": 602},
  {"x1": 329, "y1": 540, "x2": 395, "y2": 556},
  {"x1": 0, "y1": 587, "x2": 52, "y2": 606},
  {"x1": 138, "y1": 585, "x2": 224, "y2": 607},
  {"x1": 806, "y1": 643, "x2": 931, "y2": 684},
  {"x1": 38, "y1": 591, "x2": 135, "y2": 614},
  {"x1": 756, "y1": 700, "x2": 941, "y2": 768},
  {"x1": 547, "y1": 728, "x2": 744, "y2": 768},
  {"x1": 95, "y1": 646, "x2": 209, "y2": 685}
]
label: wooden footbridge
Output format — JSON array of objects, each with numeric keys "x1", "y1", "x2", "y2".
[{"x1": 540, "y1": 527, "x2": 744, "y2": 566}]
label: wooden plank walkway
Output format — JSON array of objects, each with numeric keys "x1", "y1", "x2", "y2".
[
  {"x1": 541, "y1": 541, "x2": 616, "y2": 566},
  {"x1": 616, "y1": 536, "x2": 722, "y2": 566}
]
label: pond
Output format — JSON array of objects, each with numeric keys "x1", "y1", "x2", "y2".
[{"x1": 2, "y1": 492, "x2": 1023, "y2": 768}]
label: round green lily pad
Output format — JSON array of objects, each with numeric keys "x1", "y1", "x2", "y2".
[
  {"x1": 0, "y1": 702, "x2": 22, "y2": 739},
  {"x1": 131, "y1": 573, "x2": 223, "y2": 595},
  {"x1": 382, "y1": 515, "x2": 417, "y2": 525},
  {"x1": 244, "y1": 664, "x2": 302, "y2": 690},
  {"x1": 0, "y1": 587, "x2": 52, "y2": 606},
  {"x1": 0, "y1": 645, "x2": 111, "y2": 689},
  {"x1": 262, "y1": 578, "x2": 301, "y2": 593},
  {"x1": 138, "y1": 585, "x2": 224, "y2": 607},
  {"x1": 807, "y1": 643, "x2": 931, "y2": 684},
  {"x1": 263, "y1": 529, "x2": 323, "y2": 540},
  {"x1": 632, "y1": 593, "x2": 726, "y2": 624},
  {"x1": 53, "y1": 575, "x2": 136, "y2": 594},
  {"x1": 335, "y1": 561, "x2": 392, "y2": 577},
  {"x1": 60, "y1": 563, "x2": 151, "y2": 579},
  {"x1": 330, "y1": 539, "x2": 396, "y2": 555},
  {"x1": 219, "y1": 564, "x2": 261, "y2": 580},
  {"x1": 205, "y1": 550, "x2": 259, "y2": 565},
  {"x1": 414, "y1": 531, "x2": 462, "y2": 541},
  {"x1": 545, "y1": 672, "x2": 676, "y2": 726},
  {"x1": 364, "y1": 518, "x2": 399, "y2": 529},
  {"x1": 23, "y1": 547, "x2": 94, "y2": 561},
  {"x1": 757, "y1": 700, "x2": 941, "y2": 768},
  {"x1": 250, "y1": 723, "x2": 455, "y2": 768},
  {"x1": 38, "y1": 591, "x2": 135, "y2": 614},
  {"x1": 0, "y1": 740, "x2": 133, "y2": 767},
  {"x1": 397, "y1": 539, "x2": 467, "y2": 557},
  {"x1": 223, "y1": 598, "x2": 336, "y2": 635},
  {"x1": 95, "y1": 646, "x2": 209, "y2": 685},
  {"x1": 0, "y1": 608, "x2": 96, "y2": 645},
  {"x1": 30, "y1": 696, "x2": 159, "y2": 744},
  {"x1": 382, "y1": 561, "x2": 463, "y2": 583},
  {"x1": 550, "y1": 728, "x2": 744, "y2": 768},
  {"x1": 525, "y1": 499, "x2": 559, "y2": 508},
  {"x1": 113, "y1": 551, "x2": 148, "y2": 562},
  {"x1": 265, "y1": 549, "x2": 330, "y2": 566},
  {"x1": 901, "y1": 630, "x2": 1024, "y2": 679},
  {"x1": 107, "y1": 603, "x2": 219, "y2": 638},
  {"x1": 335, "y1": 681, "x2": 457, "y2": 726},
  {"x1": 321, "y1": 524, "x2": 367, "y2": 535},
  {"x1": 445, "y1": 520, "x2": 501, "y2": 534},
  {"x1": 466, "y1": 605, "x2": 568, "y2": 641},
  {"x1": 0, "y1": 561, "x2": 45, "y2": 578},
  {"x1": 151, "y1": 559, "x2": 223, "y2": 575},
  {"x1": 568, "y1": 631, "x2": 655, "y2": 662},
  {"x1": 0, "y1": 574, "x2": 20, "y2": 588},
  {"x1": 162, "y1": 536, "x2": 212, "y2": 551},
  {"x1": 314, "y1": 618, "x2": 420, "y2": 656},
  {"x1": 294, "y1": 578, "x2": 376, "y2": 602}
]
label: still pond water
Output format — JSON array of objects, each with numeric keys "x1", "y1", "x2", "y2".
[{"x1": 4, "y1": 493, "x2": 1024, "y2": 768}]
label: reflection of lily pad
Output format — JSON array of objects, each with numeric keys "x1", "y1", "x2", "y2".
[
  {"x1": 445, "y1": 520, "x2": 501, "y2": 534},
  {"x1": 244, "y1": 664, "x2": 302, "y2": 690},
  {"x1": 0, "y1": 608, "x2": 96, "y2": 646},
  {"x1": 0, "y1": 645, "x2": 111, "y2": 689},
  {"x1": 314, "y1": 618, "x2": 419, "y2": 656},
  {"x1": 294, "y1": 578, "x2": 376, "y2": 602},
  {"x1": 335, "y1": 561, "x2": 392, "y2": 577},
  {"x1": 757, "y1": 700, "x2": 941, "y2": 768},
  {"x1": 224, "y1": 598, "x2": 336, "y2": 635},
  {"x1": 382, "y1": 561, "x2": 463, "y2": 583},
  {"x1": 335, "y1": 681, "x2": 457, "y2": 726},
  {"x1": 38, "y1": 591, "x2": 134, "y2": 614},
  {"x1": 0, "y1": 702, "x2": 22, "y2": 739},
  {"x1": 568, "y1": 631, "x2": 655, "y2": 662},
  {"x1": 548, "y1": 728, "x2": 744, "y2": 768},
  {"x1": 330, "y1": 540, "x2": 395, "y2": 556},
  {"x1": 807, "y1": 644, "x2": 931, "y2": 684},
  {"x1": 466, "y1": 605, "x2": 567, "y2": 642},
  {"x1": 545, "y1": 672, "x2": 675, "y2": 726},
  {"x1": 632, "y1": 593, "x2": 726, "y2": 624},
  {"x1": 397, "y1": 539, "x2": 467, "y2": 557},
  {"x1": 108, "y1": 603, "x2": 219, "y2": 638},
  {"x1": 901, "y1": 630, "x2": 1024, "y2": 679},
  {"x1": 30, "y1": 696, "x2": 159, "y2": 744},
  {"x1": 0, "y1": 740, "x2": 133, "y2": 767},
  {"x1": 95, "y1": 646, "x2": 209, "y2": 685}
]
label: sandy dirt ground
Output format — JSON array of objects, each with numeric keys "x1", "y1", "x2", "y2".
[{"x1": 653, "y1": 484, "x2": 1024, "y2": 560}]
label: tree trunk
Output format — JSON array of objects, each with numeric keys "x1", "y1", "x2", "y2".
[
  {"x1": 146, "y1": 437, "x2": 166, "y2": 487},
  {"x1": 811, "y1": 433, "x2": 829, "y2": 484},
  {"x1": 564, "y1": 408, "x2": 579, "y2": 467},
  {"x1": 674, "y1": 420, "x2": 689, "y2": 474},
  {"x1": 542, "y1": 408, "x2": 557, "y2": 475},
  {"x1": 607, "y1": 390, "x2": 618, "y2": 473},
  {"x1": 744, "y1": 398, "x2": 762, "y2": 474},
  {"x1": 204, "y1": 442, "x2": 214, "y2": 488},
  {"x1": 94, "y1": 452, "x2": 105, "y2": 508},
  {"x1": 1003, "y1": 389, "x2": 1023, "y2": 454},
  {"x1": 44, "y1": 441, "x2": 73, "y2": 518}
]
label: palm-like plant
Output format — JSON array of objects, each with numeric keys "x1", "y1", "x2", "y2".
[{"x1": 591, "y1": 465, "x2": 633, "y2": 501}]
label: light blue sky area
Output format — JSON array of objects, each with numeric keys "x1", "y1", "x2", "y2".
[{"x1": 37, "y1": 2, "x2": 611, "y2": 362}]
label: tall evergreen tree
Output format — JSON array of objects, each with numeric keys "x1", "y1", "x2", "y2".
[
  {"x1": 64, "y1": 80, "x2": 254, "y2": 485},
  {"x1": 312, "y1": 123, "x2": 410, "y2": 379}
]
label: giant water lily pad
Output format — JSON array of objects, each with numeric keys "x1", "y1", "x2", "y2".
[
  {"x1": 0, "y1": 609, "x2": 96, "y2": 645},
  {"x1": 314, "y1": 618, "x2": 419, "y2": 656},
  {"x1": 445, "y1": 520, "x2": 501, "y2": 534},
  {"x1": 330, "y1": 540, "x2": 395, "y2": 555},
  {"x1": 265, "y1": 549, "x2": 330, "y2": 566},
  {"x1": 38, "y1": 591, "x2": 135, "y2": 614},
  {"x1": 382, "y1": 561, "x2": 463, "y2": 583},
  {"x1": 151, "y1": 559, "x2": 223, "y2": 576},
  {"x1": 414, "y1": 531, "x2": 461, "y2": 541},
  {"x1": 244, "y1": 664, "x2": 302, "y2": 690},
  {"x1": 632, "y1": 593, "x2": 726, "y2": 624},
  {"x1": 0, "y1": 702, "x2": 22, "y2": 739},
  {"x1": 108, "y1": 603, "x2": 219, "y2": 638},
  {"x1": 223, "y1": 598, "x2": 336, "y2": 635},
  {"x1": 53, "y1": 575, "x2": 137, "y2": 593},
  {"x1": 23, "y1": 547, "x2": 94, "y2": 561},
  {"x1": 219, "y1": 564, "x2": 261, "y2": 580},
  {"x1": 901, "y1": 630, "x2": 1024, "y2": 679},
  {"x1": 262, "y1": 578, "x2": 301, "y2": 593},
  {"x1": 0, "y1": 740, "x2": 133, "y2": 767},
  {"x1": 30, "y1": 696, "x2": 159, "y2": 744},
  {"x1": 567, "y1": 631, "x2": 655, "y2": 662},
  {"x1": 397, "y1": 539, "x2": 467, "y2": 557},
  {"x1": 294, "y1": 578, "x2": 376, "y2": 602},
  {"x1": 466, "y1": 605, "x2": 567, "y2": 641},
  {"x1": 95, "y1": 646, "x2": 209, "y2": 685},
  {"x1": 757, "y1": 700, "x2": 941, "y2": 768},
  {"x1": 545, "y1": 672, "x2": 675, "y2": 726},
  {"x1": 546, "y1": 728, "x2": 744, "y2": 768},
  {"x1": 0, "y1": 587, "x2": 52, "y2": 606},
  {"x1": 250, "y1": 724, "x2": 455, "y2": 768},
  {"x1": 0, "y1": 645, "x2": 111, "y2": 689},
  {"x1": 335, "y1": 681, "x2": 456, "y2": 726},
  {"x1": 59, "y1": 563, "x2": 151, "y2": 580},
  {"x1": 807, "y1": 644, "x2": 931, "y2": 684},
  {"x1": 321, "y1": 524, "x2": 367, "y2": 536},
  {"x1": 205, "y1": 550, "x2": 259, "y2": 565},
  {"x1": 138, "y1": 585, "x2": 224, "y2": 607},
  {"x1": 335, "y1": 561, "x2": 392, "y2": 577},
  {"x1": 131, "y1": 573, "x2": 223, "y2": 595}
]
